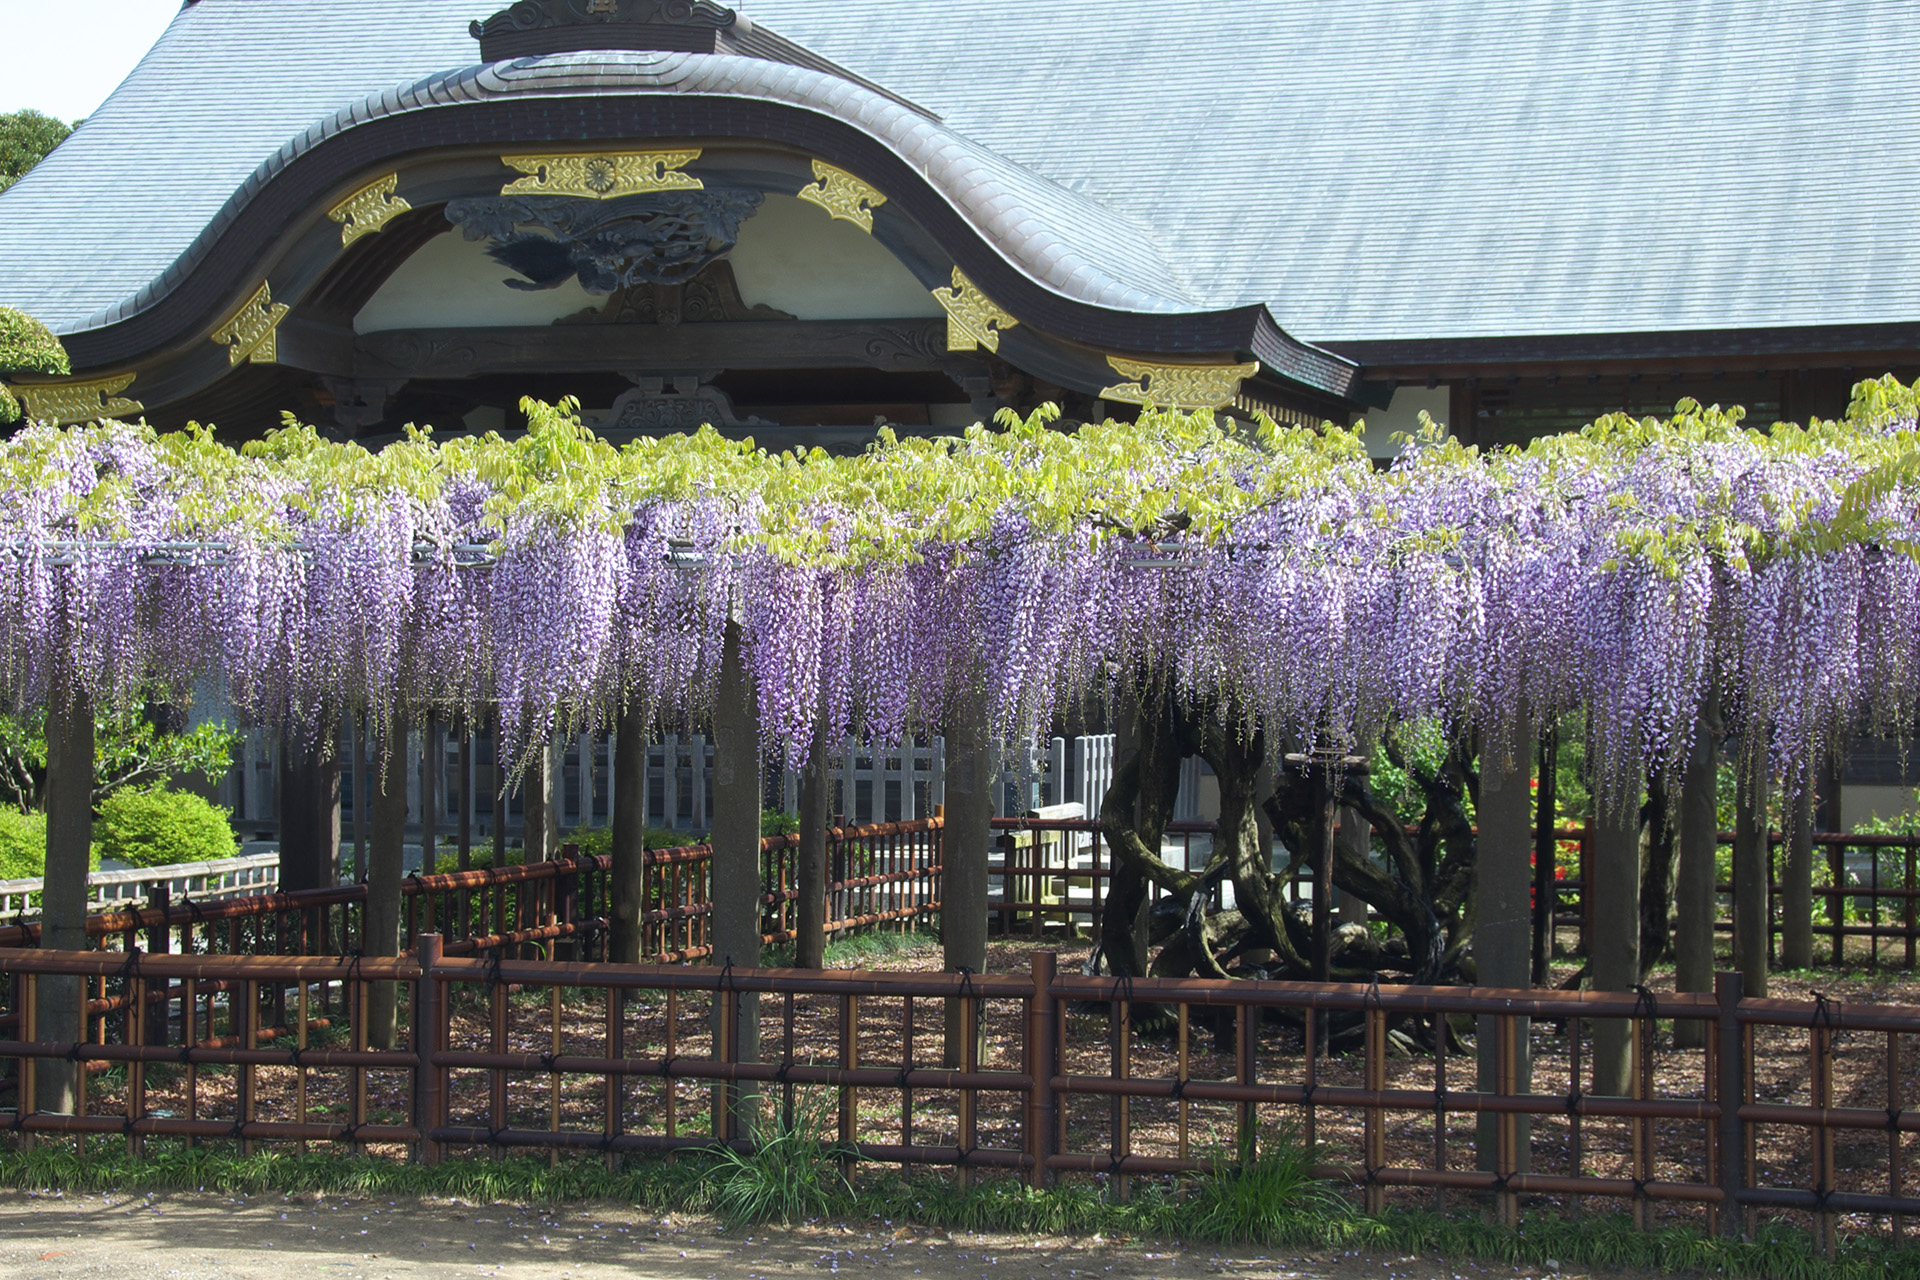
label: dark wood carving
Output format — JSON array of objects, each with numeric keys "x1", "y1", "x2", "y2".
[
  {"x1": 593, "y1": 375, "x2": 770, "y2": 433},
  {"x1": 446, "y1": 191, "x2": 764, "y2": 293},
  {"x1": 557, "y1": 260, "x2": 792, "y2": 325},
  {"x1": 352, "y1": 319, "x2": 948, "y2": 379},
  {"x1": 472, "y1": 1, "x2": 736, "y2": 59}
]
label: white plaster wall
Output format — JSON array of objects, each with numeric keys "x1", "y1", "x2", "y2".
[
  {"x1": 1354, "y1": 384, "x2": 1450, "y2": 460},
  {"x1": 355, "y1": 231, "x2": 601, "y2": 333},
  {"x1": 727, "y1": 194, "x2": 944, "y2": 320},
  {"x1": 1843, "y1": 785, "x2": 1920, "y2": 833}
]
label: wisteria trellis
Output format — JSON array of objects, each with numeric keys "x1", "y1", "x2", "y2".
[{"x1": 7, "y1": 380, "x2": 1920, "y2": 798}]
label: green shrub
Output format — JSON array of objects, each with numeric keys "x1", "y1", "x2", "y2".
[
  {"x1": 93, "y1": 785, "x2": 237, "y2": 869},
  {"x1": 0, "y1": 808, "x2": 46, "y2": 880},
  {"x1": 0, "y1": 305, "x2": 71, "y2": 426},
  {"x1": 761, "y1": 809, "x2": 800, "y2": 838},
  {"x1": 569, "y1": 825, "x2": 703, "y2": 860}
]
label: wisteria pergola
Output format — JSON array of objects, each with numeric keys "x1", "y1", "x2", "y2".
[{"x1": 11, "y1": 382, "x2": 1920, "y2": 1110}]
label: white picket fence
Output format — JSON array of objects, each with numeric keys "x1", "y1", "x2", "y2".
[
  {"x1": 229, "y1": 723, "x2": 1157, "y2": 841},
  {"x1": 0, "y1": 851, "x2": 281, "y2": 919}
]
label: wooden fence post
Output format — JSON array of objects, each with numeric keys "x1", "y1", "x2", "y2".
[
  {"x1": 1715, "y1": 968, "x2": 1746, "y2": 1239},
  {"x1": 414, "y1": 933, "x2": 444, "y2": 1165},
  {"x1": 1026, "y1": 949, "x2": 1059, "y2": 1189}
]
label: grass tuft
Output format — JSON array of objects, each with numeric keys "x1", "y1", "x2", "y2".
[
  {"x1": 4, "y1": 1140, "x2": 1920, "y2": 1279},
  {"x1": 706, "y1": 1092, "x2": 852, "y2": 1227}
]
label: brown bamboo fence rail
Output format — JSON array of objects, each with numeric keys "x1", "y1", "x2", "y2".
[
  {"x1": 0, "y1": 819, "x2": 944, "y2": 965},
  {"x1": 4, "y1": 940, "x2": 1920, "y2": 1242}
]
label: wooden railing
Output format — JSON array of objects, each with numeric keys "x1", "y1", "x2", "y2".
[
  {"x1": 2, "y1": 940, "x2": 1916, "y2": 1241},
  {"x1": 0, "y1": 819, "x2": 945, "y2": 966}
]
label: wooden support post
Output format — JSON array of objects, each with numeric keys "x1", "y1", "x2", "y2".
[
  {"x1": 366, "y1": 719, "x2": 408, "y2": 1051},
  {"x1": 943, "y1": 681, "x2": 992, "y2": 1068},
  {"x1": 1476, "y1": 711, "x2": 1532, "y2": 1172},
  {"x1": 710, "y1": 621, "x2": 761, "y2": 1123},
  {"x1": 36, "y1": 683, "x2": 92, "y2": 1114},
  {"x1": 1531, "y1": 726, "x2": 1558, "y2": 985},
  {"x1": 1675, "y1": 693, "x2": 1721, "y2": 1049},
  {"x1": 796, "y1": 715, "x2": 830, "y2": 969},
  {"x1": 1590, "y1": 778, "x2": 1641, "y2": 1098},
  {"x1": 1734, "y1": 755, "x2": 1772, "y2": 996},
  {"x1": 1782, "y1": 786, "x2": 1815, "y2": 971},
  {"x1": 610, "y1": 699, "x2": 648, "y2": 965}
]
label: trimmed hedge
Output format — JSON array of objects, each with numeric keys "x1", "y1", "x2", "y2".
[
  {"x1": 93, "y1": 785, "x2": 237, "y2": 869},
  {"x1": 0, "y1": 807, "x2": 46, "y2": 880}
]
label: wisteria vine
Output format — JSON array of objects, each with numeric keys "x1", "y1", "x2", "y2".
[{"x1": 6, "y1": 379, "x2": 1920, "y2": 797}]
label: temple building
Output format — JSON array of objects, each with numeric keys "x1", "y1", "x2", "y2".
[{"x1": 1, "y1": 0, "x2": 1914, "y2": 455}]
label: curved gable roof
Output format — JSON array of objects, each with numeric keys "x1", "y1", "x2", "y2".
[{"x1": 3, "y1": 0, "x2": 1915, "y2": 356}]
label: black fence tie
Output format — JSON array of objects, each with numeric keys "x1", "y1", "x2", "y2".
[
  {"x1": 658, "y1": 1054, "x2": 676, "y2": 1080},
  {"x1": 896, "y1": 1066, "x2": 913, "y2": 1091},
  {"x1": 540, "y1": 1051, "x2": 559, "y2": 1073},
  {"x1": 178, "y1": 1044, "x2": 194, "y2": 1065},
  {"x1": 122, "y1": 1116, "x2": 136, "y2": 1137},
  {"x1": 228, "y1": 1120, "x2": 246, "y2": 1141},
  {"x1": 1565, "y1": 1087, "x2": 1584, "y2": 1116},
  {"x1": 1889, "y1": 1107, "x2": 1905, "y2": 1134},
  {"x1": 120, "y1": 946, "x2": 143, "y2": 983},
  {"x1": 1489, "y1": 1171, "x2": 1513, "y2": 1197},
  {"x1": 1300, "y1": 1082, "x2": 1316, "y2": 1109},
  {"x1": 287, "y1": 1045, "x2": 304, "y2": 1068},
  {"x1": 484, "y1": 951, "x2": 504, "y2": 992},
  {"x1": 65, "y1": 1040, "x2": 84, "y2": 1064},
  {"x1": 1812, "y1": 992, "x2": 1838, "y2": 1032},
  {"x1": 957, "y1": 965, "x2": 985, "y2": 1028},
  {"x1": 1363, "y1": 974, "x2": 1383, "y2": 1012},
  {"x1": 1113, "y1": 973, "x2": 1135, "y2": 1031},
  {"x1": 1170, "y1": 1077, "x2": 1188, "y2": 1101},
  {"x1": 718, "y1": 958, "x2": 736, "y2": 995},
  {"x1": 774, "y1": 1060, "x2": 792, "y2": 1085},
  {"x1": 1632, "y1": 1176, "x2": 1651, "y2": 1199},
  {"x1": 1432, "y1": 1079, "x2": 1447, "y2": 1115},
  {"x1": 1812, "y1": 1186, "x2": 1835, "y2": 1214},
  {"x1": 1632, "y1": 985, "x2": 1660, "y2": 1024}
]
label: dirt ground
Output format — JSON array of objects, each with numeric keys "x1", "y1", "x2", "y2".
[{"x1": 0, "y1": 1190, "x2": 1639, "y2": 1280}]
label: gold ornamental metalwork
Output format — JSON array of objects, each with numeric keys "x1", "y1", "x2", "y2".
[
  {"x1": 796, "y1": 160, "x2": 887, "y2": 233},
  {"x1": 934, "y1": 269, "x2": 1018, "y2": 353},
  {"x1": 328, "y1": 174, "x2": 413, "y2": 247},
  {"x1": 212, "y1": 283, "x2": 290, "y2": 366},
  {"x1": 500, "y1": 151, "x2": 704, "y2": 199},
  {"x1": 13, "y1": 373, "x2": 143, "y2": 426},
  {"x1": 1100, "y1": 357, "x2": 1261, "y2": 410}
]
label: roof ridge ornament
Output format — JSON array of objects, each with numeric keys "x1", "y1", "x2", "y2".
[{"x1": 472, "y1": 0, "x2": 738, "y2": 59}]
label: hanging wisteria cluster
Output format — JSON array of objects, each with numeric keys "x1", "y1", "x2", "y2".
[{"x1": 5, "y1": 379, "x2": 1920, "y2": 797}]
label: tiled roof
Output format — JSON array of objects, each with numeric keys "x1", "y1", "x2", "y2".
[{"x1": 1, "y1": 0, "x2": 1914, "y2": 346}]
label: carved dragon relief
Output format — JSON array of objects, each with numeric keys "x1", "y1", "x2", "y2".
[{"x1": 446, "y1": 189, "x2": 764, "y2": 294}]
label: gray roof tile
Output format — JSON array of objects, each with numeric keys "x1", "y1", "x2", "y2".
[{"x1": 0, "y1": 0, "x2": 1915, "y2": 346}]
